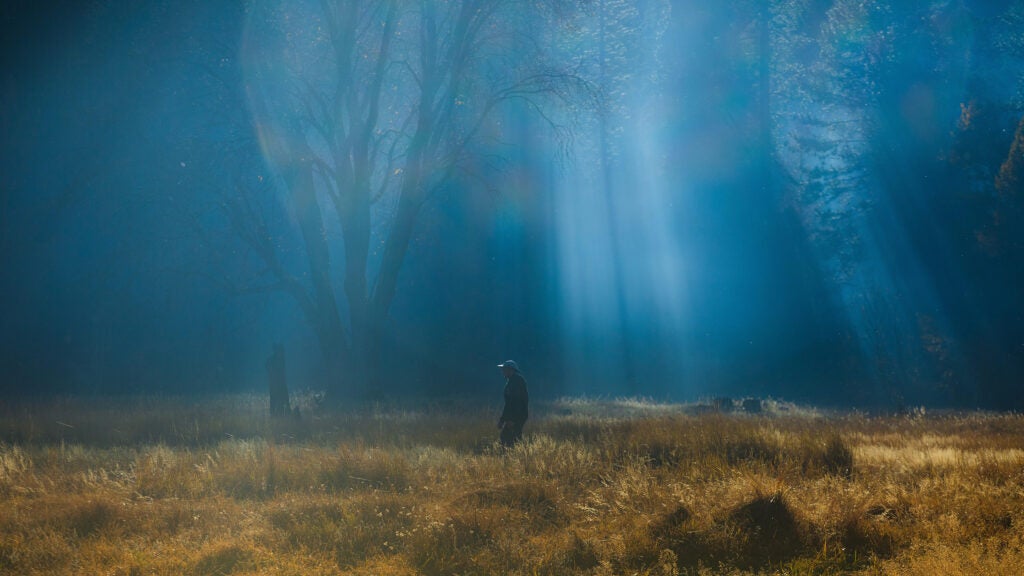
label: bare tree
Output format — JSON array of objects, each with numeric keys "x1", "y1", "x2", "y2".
[{"x1": 237, "y1": 0, "x2": 585, "y2": 397}]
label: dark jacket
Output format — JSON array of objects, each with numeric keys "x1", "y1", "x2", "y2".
[{"x1": 500, "y1": 371, "x2": 529, "y2": 424}]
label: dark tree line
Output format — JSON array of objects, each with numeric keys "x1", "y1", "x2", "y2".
[{"x1": 719, "y1": 0, "x2": 1024, "y2": 407}]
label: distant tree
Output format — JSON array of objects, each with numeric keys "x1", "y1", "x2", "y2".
[
  {"x1": 767, "y1": 0, "x2": 980, "y2": 404},
  {"x1": 235, "y1": 0, "x2": 585, "y2": 398},
  {"x1": 934, "y1": 3, "x2": 1024, "y2": 407},
  {"x1": 595, "y1": 0, "x2": 643, "y2": 388},
  {"x1": 547, "y1": 0, "x2": 668, "y2": 390},
  {"x1": 773, "y1": 0, "x2": 891, "y2": 280}
]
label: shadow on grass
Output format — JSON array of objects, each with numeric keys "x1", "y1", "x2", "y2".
[{"x1": 638, "y1": 492, "x2": 899, "y2": 573}]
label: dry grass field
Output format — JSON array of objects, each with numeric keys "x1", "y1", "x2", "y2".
[{"x1": 2, "y1": 394, "x2": 1023, "y2": 575}]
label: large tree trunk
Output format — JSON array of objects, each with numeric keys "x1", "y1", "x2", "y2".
[
  {"x1": 245, "y1": 74, "x2": 354, "y2": 399},
  {"x1": 284, "y1": 139, "x2": 353, "y2": 399}
]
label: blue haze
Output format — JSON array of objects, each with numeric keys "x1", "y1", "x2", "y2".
[{"x1": 2, "y1": 1, "x2": 1022, "y2": 409}]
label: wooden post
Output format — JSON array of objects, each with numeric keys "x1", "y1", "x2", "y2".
[{"x1": 267, "y1": 343, "x2": 290, "y2": 417}]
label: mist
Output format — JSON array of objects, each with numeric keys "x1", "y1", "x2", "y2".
[{"x1": 2, "y1": 0, "x2": 1023, "y2": 410}]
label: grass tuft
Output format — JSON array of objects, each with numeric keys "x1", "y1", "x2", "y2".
[{"x1": 725, "y1": 492, "x2": 804, "y2": 568}]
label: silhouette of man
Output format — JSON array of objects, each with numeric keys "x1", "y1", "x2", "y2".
[{"x1": 497, "y1": 360, "x2": 529, "y2": 447}]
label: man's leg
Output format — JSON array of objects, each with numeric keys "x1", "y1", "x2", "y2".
[
  {"x1": 500, "y1": 422, "x2": 513, "y2": 447},
  {"x1": 511, "y1": 421, "x2": 523, "y2": 444},
  {"x1": 500, "y1": 421, "x2": 523, "y2": 447}
]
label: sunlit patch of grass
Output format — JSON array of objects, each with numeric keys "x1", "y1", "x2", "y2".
[
  {"x1": 462, "y1": 479, "x2": 566, "y2": 527},
  {"x1": 856, "y1": 442, "x2": 1024, "y2": 470},
  {"x1": 2, "y1": 395, "x2": 1024, "y2": 574},
  {"x1": 875, "y1": 534, "x2": 1024, "y2": 576},
  {"x1": 318, "y1": 443, "x2": 413, "y2": 492},
  {"x1": 266, "y1": 492, "x2": 415, "y2": 568}
]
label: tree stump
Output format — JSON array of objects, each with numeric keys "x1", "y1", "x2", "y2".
[{"x1": 267, "y1": 344, "x2": 290, "y2": 417}]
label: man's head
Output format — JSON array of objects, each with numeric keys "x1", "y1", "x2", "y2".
[{"x1": 497, "y1": 360, "x2": 519, "y2": 378}]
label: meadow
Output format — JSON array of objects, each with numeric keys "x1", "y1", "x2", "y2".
[{"x1": 1, "y1": 394, "x2": 1023, "y2": 575}]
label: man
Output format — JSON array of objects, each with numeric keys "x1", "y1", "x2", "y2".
[{"x1": 497, "y1": 360, "x2": 529, "y2": 447}]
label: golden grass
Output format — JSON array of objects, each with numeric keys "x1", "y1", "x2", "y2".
[{"x1": 1, "y1": 394, "x2": 1023, "y2": 575}]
